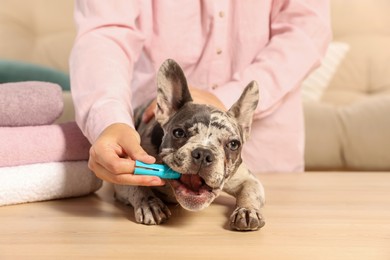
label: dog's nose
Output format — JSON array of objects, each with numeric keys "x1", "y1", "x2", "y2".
[{"x1": 191, "y1": 148, "x2": 214, "y2": 166}]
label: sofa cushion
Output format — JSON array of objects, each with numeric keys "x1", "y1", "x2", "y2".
[
  {"x1": 305, "y1": 95, "x2": 390, "y2": 171},
  {"x1": 304, "y1": 101, "x2": 344, "y2": 170},
  {"x1": 301, "y1": 42, "x2": 350, "y2": 102},
  {"x1": 338, "y1": 95, "x2": 390, "y2": 170},
  {"x1": 326, "y1": 0, "x2": 390, "y2": 103},
  {"x1": 0, "y1": 60, "x2": 70, "y2": 91}
]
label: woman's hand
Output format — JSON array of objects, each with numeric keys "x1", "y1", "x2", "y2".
[{"x1": 88, "y1": 123, "x2": 165, "y2": 186}]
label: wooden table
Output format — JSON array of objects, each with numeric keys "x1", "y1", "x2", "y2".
[{"x1": 0, "y1": 172, "x2": 389, "y2": 259}]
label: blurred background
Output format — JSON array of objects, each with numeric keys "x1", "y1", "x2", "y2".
[{"x1": 0, "y1": 0, "x2": 389, "y2": 172}]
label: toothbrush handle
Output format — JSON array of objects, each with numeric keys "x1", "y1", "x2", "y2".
[{"x1": 134, "y1": 167, "x2": 156, "y2": 176}]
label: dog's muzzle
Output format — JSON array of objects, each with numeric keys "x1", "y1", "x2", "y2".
[{"x1": 168, "y1": 173, "x2": 221, "y2": 211}]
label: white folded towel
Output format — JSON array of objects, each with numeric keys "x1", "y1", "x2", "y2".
[{"x1": 0, "y1": 161, "x2": 102, "y2": 206}]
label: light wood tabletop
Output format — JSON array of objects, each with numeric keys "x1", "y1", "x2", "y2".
[{"x1": 0, "y1": 172, "x2": 389, "y2": 260}]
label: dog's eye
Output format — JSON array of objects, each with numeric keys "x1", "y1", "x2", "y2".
[
  {"x1": 173, "y1": 128, "x2": 186, "y2": 138},
  {"x1": 227, "y1": 140, "x2": 241, "y2": 151}
]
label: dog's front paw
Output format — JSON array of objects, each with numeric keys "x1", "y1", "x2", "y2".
[
  {"x1": 134, "y1": 197, "x2": 171, "y2": 225},
  {"x1": 230, "y1": 207, "x2": 265, "y2": 231}
]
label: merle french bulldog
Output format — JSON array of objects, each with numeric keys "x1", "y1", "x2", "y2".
[{"x1": 114, "y1": 59, "x2": 265, "y2": 231}]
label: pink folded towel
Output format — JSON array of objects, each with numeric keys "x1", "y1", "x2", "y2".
[
  {"x1": 0, "y1": 122, "x2": 90, "y2": 167},
  {"x1": 0, "y1": 81, "x2": 63, "y2": 126}
]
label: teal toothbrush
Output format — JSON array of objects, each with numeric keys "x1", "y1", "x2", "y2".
[{"x1": 134, "y1": 160, "x2": 181, "y2": 179}]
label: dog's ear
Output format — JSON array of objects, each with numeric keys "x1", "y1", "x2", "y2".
[
  {"x1": 155, "y1": 59, "x2": 193, "y2": 125},
  {"x1": 228, "y1": 81, "x2": 259, "y2": 142}
]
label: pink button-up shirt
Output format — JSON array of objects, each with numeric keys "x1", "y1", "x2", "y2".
[{"x1": 70, "y1": 0, "x2": 331, "y2": 172}]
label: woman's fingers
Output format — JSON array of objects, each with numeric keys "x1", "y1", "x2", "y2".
[
  {"x1": 88, "y1": 123, "x2": 164, "y2": 186},
  {"x1": 88, "y1": 157, "x2": 164, "y2": 186}
]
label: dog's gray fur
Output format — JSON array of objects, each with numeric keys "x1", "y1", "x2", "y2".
[{"x1": 114, "y1": 59, "x2": 265, "y2": 231}]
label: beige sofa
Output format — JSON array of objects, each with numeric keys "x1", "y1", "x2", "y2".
[
  {"x1": 304, "y1": 1, "x2": 390, "y2": 170},
  {"x1": 1, "y1": 0, "x2": 389, "y2": 171}
]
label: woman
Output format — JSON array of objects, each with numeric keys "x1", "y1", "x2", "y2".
[{"x1": 70, "y1": 1, "x2": 332, "y2": 186}]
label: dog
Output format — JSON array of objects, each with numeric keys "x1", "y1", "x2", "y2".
[{"x1": 114, "y1": 59, "x2": 265, "y2": 231}]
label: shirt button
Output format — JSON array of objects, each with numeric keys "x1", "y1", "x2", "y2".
[
  {"x1": 219, "y1": 11, "x2": 225, "y2": 18},
  {"x1": 216, "y1": 48, "x2": 222, "y2": 55}
]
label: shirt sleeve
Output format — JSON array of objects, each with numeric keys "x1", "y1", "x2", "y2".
[
  {"x1": 211, "y1": 0, "x2": 332, "y2": 119},
  {"x1": 70, "y1": 0, "x2": 145, "y2": 143}
]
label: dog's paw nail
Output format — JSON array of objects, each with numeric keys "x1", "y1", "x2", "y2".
[
  {"x1": 230, "y1": 207, "x2": 265, "y2": 231},
  {"x1": 134, "y1": 197, "x2": 171, "y2": 225}
]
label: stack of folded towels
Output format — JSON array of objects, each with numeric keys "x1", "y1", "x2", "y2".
[{"x1": 0, "y1": 81, "x2": 102, "y2": 206}]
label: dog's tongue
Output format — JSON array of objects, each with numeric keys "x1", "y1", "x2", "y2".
[{"x1": 180, "y1": 175, "x2": 203, "y2": 192}]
